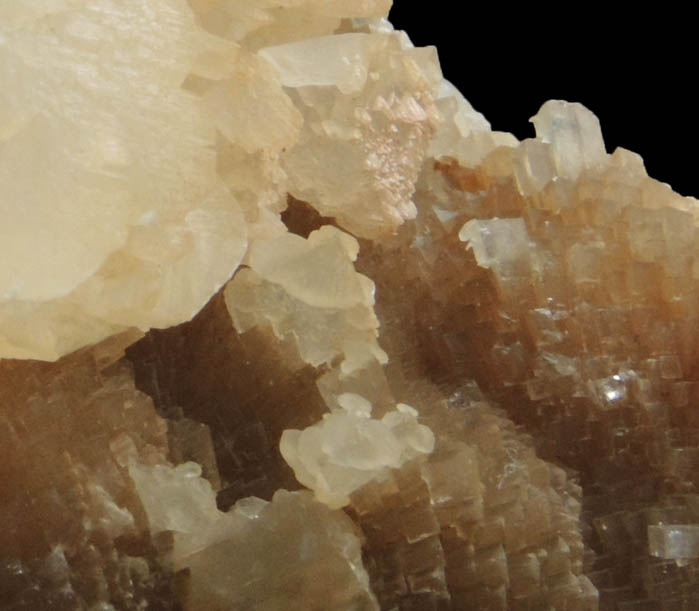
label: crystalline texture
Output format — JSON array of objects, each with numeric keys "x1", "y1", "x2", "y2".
[
  {"x1": 131, "y1": 461, "x2": 378, "y2": 609},
  {"x1": 275, "y1": 29, "x2": 441, "y2": 238},
  {"x1": 3, "y1": 1, "x2": 699, "y2": 610},
  {"x1": 185, "y1": 489, "x2": 379, "y2": 610},
  {"x1": 648, "y1": 525, "x2": 699, "y2": 561},
  {"x1": 530, "y1": 100, "x2": 607, "y2": 179},
  {"x1": 280, "y1": 395, "x2": 434, "y2": 508},
  {"x1": 225, "y1": 226, "x2": 386, "y2": 375}
]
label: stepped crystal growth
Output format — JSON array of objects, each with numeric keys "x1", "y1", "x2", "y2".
[{"x1": 1, "y1": 1, "x2": 698, "y2": 610}]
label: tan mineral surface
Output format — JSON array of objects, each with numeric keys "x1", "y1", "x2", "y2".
[{"x1": 1, "y1": 2, "x2": 698, "y2": 610}]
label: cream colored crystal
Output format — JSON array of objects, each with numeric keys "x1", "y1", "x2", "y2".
[
  {"x1": 428, "y1": 79, "x2": 519, "y2": 167},
  {"x1": 225, "y1": 226, "x2": 386, "y2": 375},
  {"x1": 128, "y1": 460, "x2": 242, "y2": 564},
  {"x1": 185, "y1": 489, "x2": 379, "y2": 610},
  {"x1": 274, "y1": 30, "x2": 442, "y2": 237},
  {"x1": 0, "y1": 0, "x2": 252, "y2": 360},
  {"x1": 129, "y1": 458, "x2": 377, "y2": 610},
  {"x1": 280, "y1": 394, "x2": 435, "y2": 508},
  {"x1": 189, "y1": 0, "x2": 391, "y2": 50},
  {"x1": 459, "y1": 217, "x2": 532, "y2": 278}
]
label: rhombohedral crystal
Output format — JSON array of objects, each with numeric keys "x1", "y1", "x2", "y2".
[{"x1": 1, "y1": 1, "x2": 698, "y2": 610}]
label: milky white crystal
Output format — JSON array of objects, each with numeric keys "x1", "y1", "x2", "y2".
[
  {"x1": 271, "y1": 30, "x2": 442, "y2": 238},
  {"x1": 128, "y1": 460, "x2": 243, "y2": 564},
  {"x1": 428, "y1": 79, "x2": 519, "y2": 167},
  {"x1": 280, "y1": 394, "x2": 435, "y2": 508},
  {"x1": 460, "y1": 217, "x2": 532, "y2": 278},
  {"x1": 531, "y1": 100, "x2": 607, "y2": 180}
]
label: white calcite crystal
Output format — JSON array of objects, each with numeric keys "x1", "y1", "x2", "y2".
[
  {"x1": 459, "y1": 217, "x2": 532, "y2": 279},
  {"x1": 225, "y1": 226, "x2": 386, "y2": 375},
  {"x1": 0, "y1": 0, "x2": 512, "y2": 360},
  {"x1": 273, "y1": 30, "x2": 442, "y2": 237},
  {"x1": 128, "y1": 460, "x2": 242, "y2": 564},
  {"x1": 280, "y1": 393, "x2": 435, "y2": 508},
  {"x1": 428, "y1": 79, "x2": 518, "y2": 167},
  {"x1": 530, "y1": 100, "x2": 607, "y2": 180},
  {"x1": 129, "y1": 459, "x2": 378, "y2": 610}
]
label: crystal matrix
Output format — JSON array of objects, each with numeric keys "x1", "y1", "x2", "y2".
[{"x1": 1, "y1": 2, "x2": 699, "y2": 610}]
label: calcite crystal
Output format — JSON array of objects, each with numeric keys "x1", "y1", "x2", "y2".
[
  {"x1": 0, "y1": 1, "x2": 251, "y2": 360},
  {"x1": 280, "y1": 394, "x2": 435, "y2": 508},
  {"x1": 2, "y1": 1, "x2": 699, "y2": 610}
]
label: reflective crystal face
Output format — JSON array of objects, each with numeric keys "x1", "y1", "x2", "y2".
[{"x1": 2, "y1": 2, "x2": 699, "y2": 610}]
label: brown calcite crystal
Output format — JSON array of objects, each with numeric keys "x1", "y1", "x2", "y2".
[
  {"x1": 0, "y1": 337, "x2": 178, "y2": 608},
  {"x1": 2, "y1": 1, "x2": 699, "y2": 610}
]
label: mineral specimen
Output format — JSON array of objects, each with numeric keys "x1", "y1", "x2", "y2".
[{"x1": 2, "y1": 1, "x2": 699, "y2": 610}]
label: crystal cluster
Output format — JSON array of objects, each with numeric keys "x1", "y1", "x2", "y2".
[{"x1": 1, "y1": 1, "x2": 699, "y2": 610}]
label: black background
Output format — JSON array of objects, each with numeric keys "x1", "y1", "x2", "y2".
[{"x1": 388, "y1": 4, "x2": 696, "y2": 197}]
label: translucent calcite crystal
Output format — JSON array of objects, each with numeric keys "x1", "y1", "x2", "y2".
[
  {"x1": 266, "y1": 30, "x2": 441, "y2": 238},
  {"x1": 225, "y1": 226, "x2": 386, "y2": 375},
  {"x1": 131, "y1": 461, "x2": 378, "y2": 610},
  {"x1": 183, "y1": 489, "x2": 379, "y2": 610},
  {"x1": 280, "y1": 394, "x2": 434, "y2": 508},
  {"x1": 189, "y1": 0, "x2": 392, "y2": 49},
  {"x1": 3, "y1": 1, "x2": 699, "y2": 610}
]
